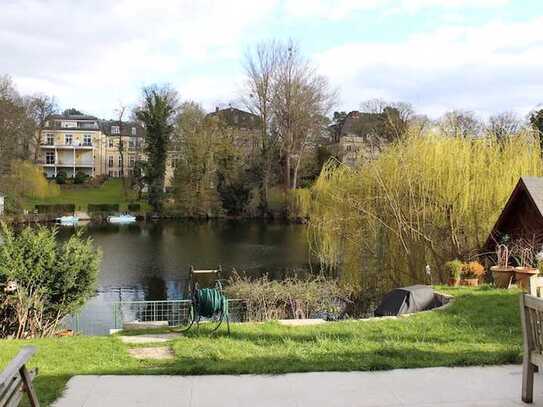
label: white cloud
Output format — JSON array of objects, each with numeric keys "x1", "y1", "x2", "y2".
[
  {"x1": 0, "y1": 0, "x2": 277, "y2": 116},
  {"x1": 0, "y1": 0, "x2": 538, "y2": 119},
  {"x1": 315, "y1": 17, "x2": 543, "y2": 117}
]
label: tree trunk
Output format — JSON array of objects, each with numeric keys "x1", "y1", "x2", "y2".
[{"x1": 285, "y1": 152, "x2": 291, "y2": 190}]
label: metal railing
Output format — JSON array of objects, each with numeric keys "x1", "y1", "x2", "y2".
[{"x1": 66, "y1": 299, "x2": 248, "y2": 336}]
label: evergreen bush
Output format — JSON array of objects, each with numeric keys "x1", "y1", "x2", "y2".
[{"x1": 0, "y1": 223, "x2": 101, "y2": 338}]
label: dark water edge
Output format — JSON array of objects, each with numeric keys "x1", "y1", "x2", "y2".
[{"x1": 54, "y1": 219, "x2": 318, "y2": 334}]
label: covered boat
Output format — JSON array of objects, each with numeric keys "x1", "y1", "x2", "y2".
[
  {"x1": 55, "y1": 215, "x2": 79, "y2": 226},
  {"x1": 107, "y1": 214, "x2": 136, "y2": 224},
  {"x1": 374, "y1": 285, "x2": 436, "y2": 317}
]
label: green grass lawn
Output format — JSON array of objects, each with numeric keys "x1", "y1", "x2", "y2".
[
  {"x1": 0, "y1": 286, "x2": 523, "y2": 406},
  {"x1": 25, "y1": 179, "x2": 147, "y2": 212}
]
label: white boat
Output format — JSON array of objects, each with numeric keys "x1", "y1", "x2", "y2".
[
  {"x1": 107, "y1": 214, "x2": 136, "y2": 224},
  {"x1": 56, "y1": 215, "x2": 79, "y2": 226}
]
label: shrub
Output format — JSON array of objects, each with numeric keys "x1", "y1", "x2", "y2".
[
  {"x1": 56, "y1": 170, "x2": 67, "y2": 185},
  {"x1": 2, "y1": 160, "x2": 60, "y2": 200},
  {"x1": 35, "y1": 204, "x2": 75, "y2": 214},
  {"x1": 463, "y1": 261, "x2": 486, "y2": 279},
  {"x1": 0, "y1": 223, "x2": 101, "y2": 338},
  {"x1": 74, "y1": 171, "x2": 89, "y2": 184},
  {"x1": 225, "y1": 273, "x2": 354, "y2": 321},
  {"x1": 444, "y1": 259, "x2": 464, "y2": 279},
  {"x1": 87, "y1": 204, "x2": 119, "y2": 213},
  {"x1": 127, "y1": 203, "x2": 141, "y2": 212}
]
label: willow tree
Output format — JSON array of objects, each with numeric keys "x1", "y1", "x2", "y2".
[
  {"x1": 301, "y1": 129, "x2": 543, "y2": 298},
  {"x1": 172, "y1": 102, "x2": 222, "y2": 217},
  {"x1": 135, "y1": 85, "x2": 178, "y2": 212}
]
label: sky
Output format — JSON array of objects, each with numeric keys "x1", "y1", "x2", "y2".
[{"x1": 1, "y1": 0, "x2": 542, "y2": 120}]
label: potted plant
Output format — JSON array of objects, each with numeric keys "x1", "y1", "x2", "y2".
[
  {"x1": 490, "y1": 244, "x2": 515, "y2": 289},
  {"x1": 515, "y1": 248, "x2": 538, "y2": 291},
  {"x1": 461, "y1": 261, "x2": 485, "y2": 286},
  {"x1": 445, "y1": 259, "x2": 463, "y2": 286}
]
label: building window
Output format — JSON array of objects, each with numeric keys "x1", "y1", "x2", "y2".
[
  {"x1": 128, "y1": 139, "x2": 136, "y2": 149},
  {"x1": 46, "y1": 134, "x2": 54, "y2": 145},
  {"x1": 108, "y1": 170, "x2": 113, "y2": 177},
  {"x1": 65, "y1": 134, "x2": 73, "y2": 145},
  {"x1": 108, "y1": 139, "x2": 114, "y2": 148},
  {"x1": 108, "y1": 156, "x2": 114, "y2": 167},
  {"x1": 111, "y1": 125, "x2": 120, "y2": 134},
  {"x1": 45, "y1": 151, "x2": 55, "y2": 164},
  {"x1": 129, "y1": 156, "x2": 135, "y2": 167},
  {"x1": 83, "y1": 135, "x2": 92, "y2": 146},
  {"x1": 131, "y1": 127, "x2": 137, "y2": 136},
  {"x1": 118, "y1": 156, "x2": 122, "y2": 167}
]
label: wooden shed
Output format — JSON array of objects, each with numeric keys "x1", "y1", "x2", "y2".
[{"x1": 485, "y1": 177, "x2": 543, "y2": 251}]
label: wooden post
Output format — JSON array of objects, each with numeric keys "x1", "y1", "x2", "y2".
[
  {"x1": 521, "y1": 294, "x2": 535, "y2": 403},
  {"x1": 19, "y1": 365, "x2": 39, "y2": 407}
]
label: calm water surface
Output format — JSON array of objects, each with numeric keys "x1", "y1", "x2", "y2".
[{"x1": 59, "y1": 220, "x2": 315, "y2": 334}]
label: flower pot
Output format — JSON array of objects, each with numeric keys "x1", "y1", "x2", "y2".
[
  {"x1": 490, "y1": 266, "x2": 515, "y2": 289},
  {"x1": 515, "y1": 267, "x2": 538, "y2": 291},
  {"x1": 448, "y1": 278, "x2": 460, "y2": 286},
  {"x1": 461, "y1": 278, "x2": 479, "y2": 287}
]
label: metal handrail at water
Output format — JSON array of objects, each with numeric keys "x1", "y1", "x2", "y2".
[
  {"x1": 113, "y1": 299, "x2": 247, "y2": 329},
  {"x1": 67, "y1": 299, "x2": 248, "y2": 335}
]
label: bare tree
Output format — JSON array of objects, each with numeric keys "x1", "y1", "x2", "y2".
[
  {"x1": 272, "y1": 40, "x2": 336, "y2": 190},
  {"x1": 486, "y1": 111, "x2": 521, "y2": 141},
  {"x1": 439, "y1": 110, "x2": 482, "y2": 138},
  {"x1": 242, "y1": 40, "x2": 279, "y2": 213},
  {"x1": 359, "y1": 99, "x2": 415, "y2": 142},
  {"x1": 26, "y1": 94, "x2": 58, "y2": 162}
]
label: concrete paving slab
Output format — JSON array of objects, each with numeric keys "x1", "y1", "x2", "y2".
[
  {"x1": 52, "y1": 365, "x2": 543, "y2": 407},
  {"x1": 127, "y1": 347, "x2": 174, "y2": 360},
  {"x1": 118, "y1": 333, "x2": 183, "y2": 344}
]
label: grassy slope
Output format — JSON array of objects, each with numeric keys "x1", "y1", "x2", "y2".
[
  {"x1": 0, "y1": 286, "x2": 523, "y2": 406},
  {"x1": 26, "y1": 179, "x2": 146, "y2": 211}
]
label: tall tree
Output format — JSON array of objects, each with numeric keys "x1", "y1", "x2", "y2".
[
  {"x1": 439, "y1": 110, "x2": 482, "y2": 138},
  {"x1": 486, "y1": 111, "x2": 521, "y2": 141},
  {"x1": 272, "y1": 40, "x2": 335, "y2": 190},
  {"x1": 354, "y1": 99, "x2": 415, "y2": 149},
  {"x1": 0, "y1": 75, "x2": 34, "y2": 176},
  {"x1": 243, "y1": 40, "x2": 279, "y2": 213},
  {"x1": 529, "y1": 108, "x2": 543, "y2": 150},
  {"x1": 27, "y1": 94, "x2": 58, "y2": 162},
  {"x1": 135, "y1": 85, "x2": 178, "y2": 212},
  {"x1": 172, "y1": 103, "x2": 221, "y2": 216}
]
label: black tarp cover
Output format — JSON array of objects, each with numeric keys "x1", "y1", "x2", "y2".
[{"x1": 374, "y1": 285, "x2": 435, "y2": 317}]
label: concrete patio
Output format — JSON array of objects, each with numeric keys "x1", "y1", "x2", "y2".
[{"x1": 53, "y1": 365, "x2": 543, "y2": 406}]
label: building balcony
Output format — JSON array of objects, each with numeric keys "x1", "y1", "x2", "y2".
[
  {"x1": 40, "y1": 143, "x2": 93, "y2": 149},
  {"x1": 37, "y1": 160, "x2": 93, "y2": 167}
]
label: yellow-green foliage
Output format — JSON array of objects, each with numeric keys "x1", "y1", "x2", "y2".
[
  {"x1": 5, "y1": 160, "x2": 60, "y2": 199},
  {"x1": 300, "y1": 130, "x2": 543, "y2": 293}
]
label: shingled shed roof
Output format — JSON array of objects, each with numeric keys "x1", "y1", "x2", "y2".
[
  {"x1": 520, "y1": 176, "x2": 543, "y2": 216},
  {"x1": 485, "y1": 176, "x2": 543, "y2": 249}
]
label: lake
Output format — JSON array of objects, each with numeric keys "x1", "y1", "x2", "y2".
[{"x1": 58, "y1": 220, "x2": 316, "y2": 334}]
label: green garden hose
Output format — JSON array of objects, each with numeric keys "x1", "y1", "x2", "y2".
[{"x1": 196, "y1": 288, "x2": 229, "y2": 320}]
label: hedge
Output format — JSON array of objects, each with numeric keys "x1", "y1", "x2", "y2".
[
  {"x1": 127, "y1": 203, "x2": 141, "y2": 212},
  {"x1": 87, "y1": 204, "x2": 119, "y2": 213},
  {"x1": 35, "y1": 204, "x2": 75, "y2": 214}
]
